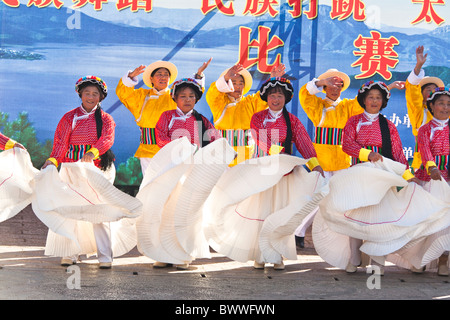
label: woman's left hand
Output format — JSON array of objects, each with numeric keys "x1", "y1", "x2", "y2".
[
  {"x1": 312, "y1": 165, "x2": 325, "y2": 177},
  {"x1": 407, "y1": 177, "x2": 421, "y2": 184},
  {"x1": 80, "y1": 152, "x2": 95, "y2": 163},
  {"x1": 196, "y1": 57, "x2": 213, "y2": 79},
  {"x1": 13, "y1": 142, "x2": 26, "y2": 150}
]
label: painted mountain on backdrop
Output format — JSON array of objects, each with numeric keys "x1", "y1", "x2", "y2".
[{"x1": 0, "y1": 4, "x2": 448, "y2": 67}]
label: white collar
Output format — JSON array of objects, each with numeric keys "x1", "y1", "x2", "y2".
[
  {"x1": 153, "y1": 87, "x2": 170, "y2": 95},
  {"x1": 324, "y1": 96, "x2": 342, "y2": 108},
  {"x1": 357, "y1": 111, "x2": 379, "y2": 133},
  {"x1": 73, "y1": 105, "x2": 98, "y2": 130},
  {"x1": 431, "y1": 118, "x2": 449, "y2": 126},
  {"x1": 175, "y1": 107, "x2": 193, "y2": 117},
  {"x1": 363, "y1": 111, "x2": 379, "y2": 121},
  {"x1": 169, "y1": 107, "x2": 194, "y2": 130},
  {"x1": 268, "y1": 108, "x2": 283, "y2": 119}
]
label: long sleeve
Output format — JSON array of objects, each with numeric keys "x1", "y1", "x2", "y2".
[
  {"x1": 49, "y1": 113, "x2": 73, "y2": 164},
  {"x1": 342, "y1": 116, "x2": 363, "y2": 159},
  {"x1": 291, "y1": 115, "x2": 317, "y2": 160},
  {"x1": 0, "y1": 132, "x2": 15, "y2": 150},
  {"x1": 155, "y1": 111, "x2": 173, "y2": 149},
  {"x1": 405, "y1": 69, "x2": 430, "y2": 136}
]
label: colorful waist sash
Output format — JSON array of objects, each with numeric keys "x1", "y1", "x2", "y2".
[
  {"x1": 140, "y1": 127, "x2": 157, "y2": 145},
  {"x1": 351, "y1": 146, "x2": 380, "y2": 165},
  {"x1": 314, "y1": 127, "x2": 343, "y2": 146},
  {"x1": 219, "y1": 129, "x2": 251, "y2": 147},
  {"x1": 435, "y1": 155, "x2": 450, "y2": 170},
  {"x1": 421, "y1": 155, "x2": 450, "y2": 171},
  {"x1": 66, "y1": 144, "x2": 92, "y2": 161}
]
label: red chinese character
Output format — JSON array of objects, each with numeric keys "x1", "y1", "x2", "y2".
[
  {"x1": 351, "y1": 31, "x2": 400, "y2": 80},
  {"x1": 330, "y1": 0, "x2": 366, "y2": 21},
  {"x1": 27, "y1": 0, "x2": 64, "y2": 9},
  {"x1": 72, "y1": 0, "x2": 107, "y2": 10},
  {"x1": 238, "y1": 26, "x2": 284, "y2": 74},
  {"x1": 411, "y1": 0, "x2": 445, "y2": 25},
  {"x1": 200, "y1": 0, "x2": 235, "y2": 15},
  {"x1": 2, "y1": 0, "x2": 20, "y2": 7},
  {"x1": 287, "y1": 0, "x2": 301, "y2": 18},
  {"x1": 116, "y1": 0, "x2": 152, "y2": 12},
  {"x1": 243, "y1": 0, "x2": 279, "y2": 17},
  {"x1": 304, "y1": 0, "x2": 318, "y2": 19}
]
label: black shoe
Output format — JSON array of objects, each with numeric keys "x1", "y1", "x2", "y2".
[{"x1": 295, "y1": 236, "x2": 304, "y2": 249}]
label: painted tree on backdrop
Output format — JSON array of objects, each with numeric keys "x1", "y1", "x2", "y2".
[{"x1": 0, "y1": 112, "x2": 53, "y2": 167}]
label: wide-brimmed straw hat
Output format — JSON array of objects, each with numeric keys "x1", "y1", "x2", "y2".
[
  {"x1": 318, "y1": 69, "x2": 350, "y2": 93},
  {"x1": 143, "y1": 60, "x2": 178, "y2": 88},
  {"x1": 220, "y1": 67, "x2": 253, "y2": 95},
  {"x1": 419, "y1": 76, "x2": 445, "y2": 89}
]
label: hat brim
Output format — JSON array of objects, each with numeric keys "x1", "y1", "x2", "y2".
[
  {"x1": 220, "y1": 68, "x2": 253, "y2": 95},
  {"x1": 143, "y1": 61, "x2": 178, "y2": 89},
  {"x1": 318, "y1": 69, "x2": 350, "y2": 93},
  {"x1": 419, "y1": 76, "x2": 445, "y2": 89}
]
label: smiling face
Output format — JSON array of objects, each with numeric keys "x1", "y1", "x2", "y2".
[
  {"x1": 80, "y1": 85, "x2": 102, "y2": 112},
  {"x1": 363, "y1": 88, "x2": 384, "y2": 114},
  {"x1": 429, "y1": 94, "x2": 450, "y2": 120},
  {"x1": 150, "y1": 68, "x2": 171, "y2": 91},
  {"x1": 267, "y1": 90, "x2": 286, "y2": 112},
  {"x1": 228, "y1": 74, "x2": 245, "y2": 100},
  {"x1": 174, "y1": 86, "x2": 197, "y2": 114}
]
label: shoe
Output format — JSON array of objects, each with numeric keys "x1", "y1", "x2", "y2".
[
  {"x1": 61, "y1": 258, "x2": 76, "y2": 267},
  {"x1": 295, "y1": 236, "x2": 304, "y2": 249},
  {"x1": 345, "y1": 262, "x2": 358, "y2": 273},
  {"x1": 437, "y1": 255, "x2": 449, "y2": 276},
  {"x1": 438, "y1": 264, "x2": 449, "y2": 276},
  {"x1": 99, "y1": 262, "x2": 112, "y2": 269},
  {"x1": 175, "y1": 263, "x2": 189, "y2": 270},
  {"x1": 274, "y1": 262, "x2": 285, "y2": 270},
  {"x1": 253, "y1": 261, "x2": 265, "y2": 269},
  {"x1": 153, "y1": 261, "x2": 169, "y2": 268},
  {"x1": 410, "y1": 265, "x2": 425, "y2": 274}
]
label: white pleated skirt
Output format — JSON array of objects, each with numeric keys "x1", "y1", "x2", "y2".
[
  {"x1": 0, "y1": 148, "x2": 38, "y2": 223},
  {"x1": 312, "y1": 158, "x2": 450, "y2": 270},
  {"x1": 32, "y1": 161, "x2": 142, "y2": 258},
  {"x1": 136, "y1": 137, "x2": 237, "y2": 265},
  {"x1": 204, "y1": 154, "x2": 328, "y2": 264}
]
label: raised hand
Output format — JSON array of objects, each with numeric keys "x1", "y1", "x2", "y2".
[
  {"x1": 128, "y1": 65, "x2": 146, "y2": 79},
  {"x1": 196, "y1": 57, "x2": 213, "y2": 78}
]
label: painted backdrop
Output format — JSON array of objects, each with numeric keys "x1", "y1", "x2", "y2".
[{"x1": 0, "y1": 0, "x2": 449, "y2": 185}]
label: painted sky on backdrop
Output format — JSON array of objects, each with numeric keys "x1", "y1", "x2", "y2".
[{"x1": 16, "y1": 0, "x2": 450, "y2": 34}]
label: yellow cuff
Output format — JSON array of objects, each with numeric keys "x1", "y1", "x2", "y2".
[
  {"x1": 87, "y1": 147, "x2": 100, "y2": 160},
  {"x1": 358, "y1": 148, "x2": 371, "y2": 162},
  {"x1": 4, "y1": 139, "x2": 16, "y2": 150},
  {"x1": 402, "y1": 169, "x2": 415, "y2": 181},
  {"x1": 306, "y1": 157, "x2": 320, "y2": 170},
  {"x1": 425, "y1": 161, "x2": 437, "y2": 174},
  {"x1": 269, "y1": 145, "x2": 284, "y2": 155},
  {"x1": 47, "y1": 157, "x2": 58, "y2": 167}
]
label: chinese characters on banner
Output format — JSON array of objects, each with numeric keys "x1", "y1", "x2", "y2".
[{"x1": 1, "y1": 0, "x2": 447, "y2": 78}]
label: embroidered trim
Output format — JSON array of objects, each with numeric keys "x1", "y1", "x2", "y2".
[
  {"x1": 219, "y1": 129, "x2": 251, "y2": 147},
  {"x1": 140, "y1": 127, "x2": 157, "y2": 145},
  {"x1": 352, "y1": 145, "x2": 380, "y2": 165},
  {"x1": 66, "y1": 144, "x2": 92, "y2": 161},
  {"x1": 314, "y1": 127, "x2": 343, "y2": 145}
]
